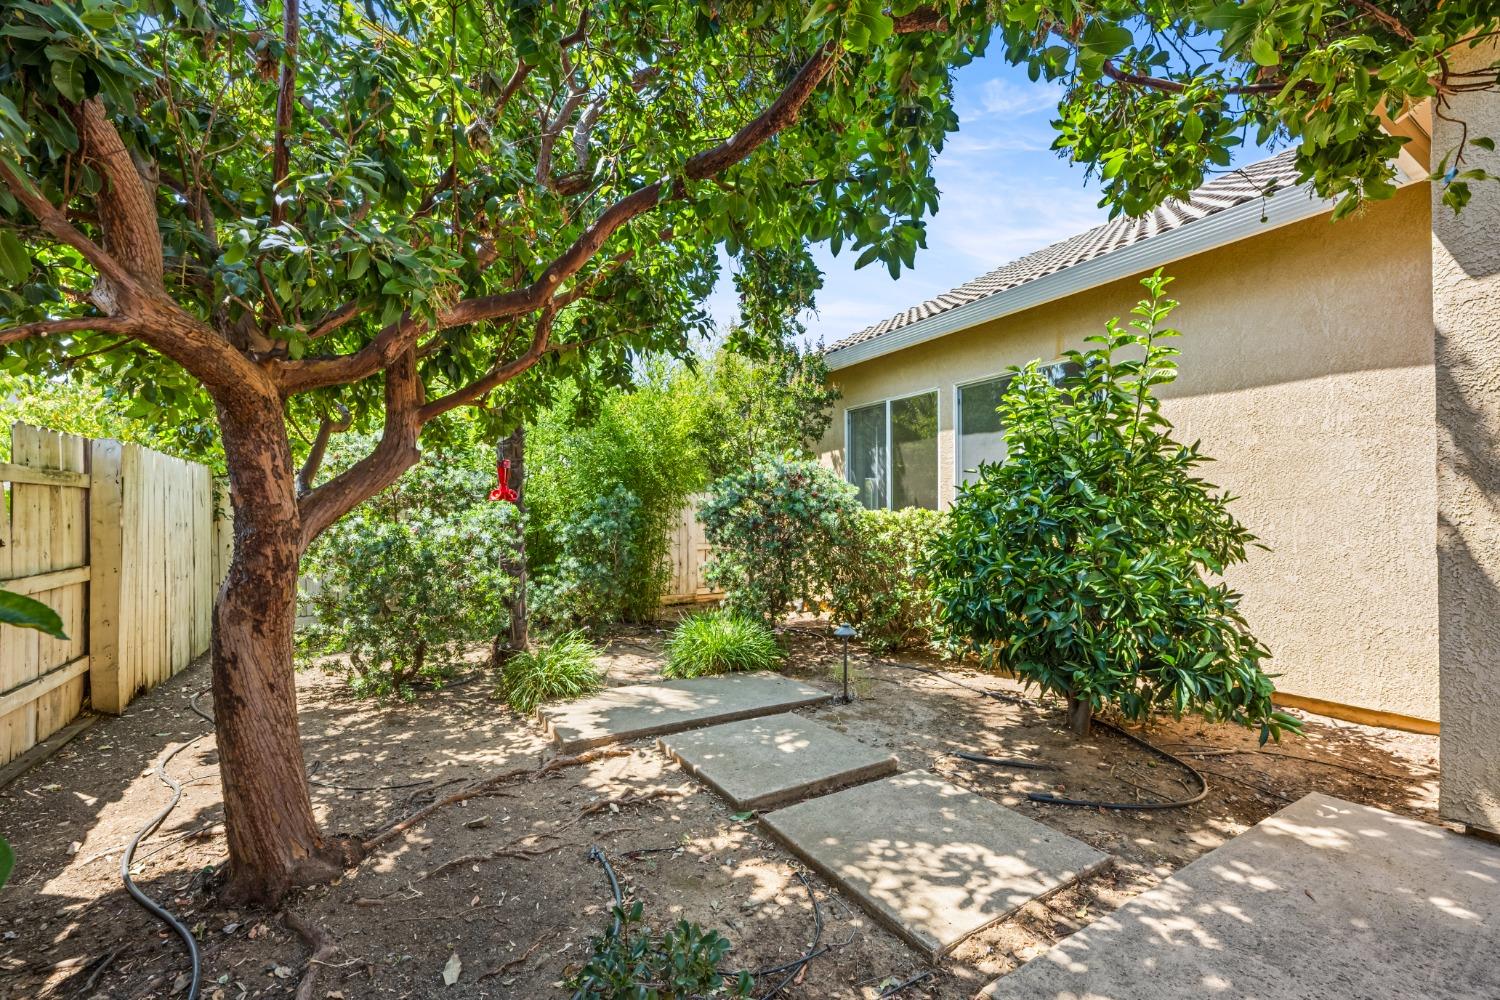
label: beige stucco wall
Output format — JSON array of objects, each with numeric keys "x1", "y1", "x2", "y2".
[
  {"x1": 1432, "y1": 39, "x2": 1500, "y2": 834},
  {"x1": 819, "y1": 184, "x2": 1439, "y2": 722}
]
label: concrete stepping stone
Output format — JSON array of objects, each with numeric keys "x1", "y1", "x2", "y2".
[
  {"x1": 985, "y1": 792, "x2": 1500, "y2": 1000},
  {"x1": 659, "y1": 714, "x2": 899, "y2": 811},
  {"x1": 539, "y1": 673, "x2": 829, "y2": 752},
  {"x1": 761, "y1": 770, "x2": 1110, "y2": 958}
]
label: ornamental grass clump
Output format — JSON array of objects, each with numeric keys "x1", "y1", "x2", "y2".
[
  {"x1": 664, "y1": 612, "x2": 784, "y2": 679},
  {"x1": 926, "y1": 272, "x2": 1301, "y2": 744},
  {"x1": 495, "y1": 631, "x2": 603, "y2": 716}
]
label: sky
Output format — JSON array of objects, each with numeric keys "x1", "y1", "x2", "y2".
[{"x1": 704, "y1": 50, "x2": 1260, "y2": 349}]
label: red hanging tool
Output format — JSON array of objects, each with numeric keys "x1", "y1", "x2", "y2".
[{"x1": 488, "y1": 459, "x2": 519, "y2": 503}]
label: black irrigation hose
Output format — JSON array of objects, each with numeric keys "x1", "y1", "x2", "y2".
[
  {"x1": 878, "y1": 970, "x2": 936, "y2": 997},
  {"x1": 1027, "y1": 718, "x2": 1208, "y2": 811},
  {"x1": 949, "y1": 750, "x2": 1052, "y2": 772},
  {"x1": 757, "y1": 871, "x2": 823, "y2": 1000},
  {"x1": 588, "y1": 845, "x2": 624, "y2": 937},
  {"x1": 120, "y1": 687, "x2": 214, "y2": 1000}
]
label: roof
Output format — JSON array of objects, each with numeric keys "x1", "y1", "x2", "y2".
[{"x1": 825, "y1": 150, "x2": 1310, "y2": 363}]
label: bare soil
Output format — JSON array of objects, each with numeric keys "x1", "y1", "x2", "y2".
[{"x1": 0, "y1": 620, "x2": 1440, "y2": 1000}]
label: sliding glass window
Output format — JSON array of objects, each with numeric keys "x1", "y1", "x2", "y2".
[
  {"x1": 844, "y1": 392, "x2": 938, "y2": 510},
  {"x1": 956, "y1": 361, "x2": 1082, "y2": 486}
]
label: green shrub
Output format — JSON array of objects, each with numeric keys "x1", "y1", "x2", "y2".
[
  {"x1": 495, "y1": 631, "x2": 603, "y2": 715},
  {"x1": 302, "y1": 451, "x2": 516, "y2": 700},
  {"x1": 531, "y1": 485, "x2": 648, "y2": 631},
  {"x1": 828, "y1": 507, "x2": 944, "y2": 652},
  {"x1": 665, "y1": 612, "x2": 783, "y2": 679},
  {"x1": 698, "y1": 456, "x2": 861, "y2": 622},
  {"x1": 526, "y1": 377, "x2": 701, "y2": 622},
  {"x1": 566, "y1": 899, "x2": 752, "y2": 1000},
  {"x1": 926, "y1": 273, "x2": 1301, "y2": 743}
]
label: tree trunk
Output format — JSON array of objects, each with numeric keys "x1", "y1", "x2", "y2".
[
  {"x1": 212, "y1": 390, "x2": 359, "y2": 907},
  {"x1": 492, "y1": 424, "x2": 528, "y2": 662},
  {"x1": 1066, "y1": 693, "x2": 1092, "y2": 737}
]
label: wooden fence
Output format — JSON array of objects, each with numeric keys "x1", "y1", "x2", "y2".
[
  {"x1": 0, "y1": 424, "x2": 230, "y2": 766},
  {"x1": 663, "y1": 494, "x2": 720, "y2": 605}
]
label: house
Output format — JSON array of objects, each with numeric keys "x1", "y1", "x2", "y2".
[{"x1": 816, "y1": 147, "x2": 1442, "y2": 733}]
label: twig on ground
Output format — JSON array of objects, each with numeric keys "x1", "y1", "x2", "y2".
[
  {"x1": 479, "y1": 926, "x2": 563, "y2": 980},
  {"x1": 282, "y1": 911, "x2": 340, "y2": 1000},
  {"x1": 363, "y1": 747, "x2": 631, "y2": 851},
  {"x1": 419, "y1": 835, "x2": 568, "y2": 882}
]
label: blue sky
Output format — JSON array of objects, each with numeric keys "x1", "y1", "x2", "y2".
[{"x1": 705, "y1": 50, "x2": 1261, "y2": 347}]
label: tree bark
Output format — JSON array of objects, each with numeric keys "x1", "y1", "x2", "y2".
[
  {"x1": 1066, "y1": 694, "x2": 1093, "y2": 737},
  {"x1": 492, "y1": 424, "x2": 528, "y2": 662},
  {"x1": 212, "y1": 385, "x2": 360, "y2": 907}
]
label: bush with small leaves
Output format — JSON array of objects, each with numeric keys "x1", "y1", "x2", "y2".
[
  {"x1": 302, "y1": 452, "x2": 516, "y2": 700},
  {"x1": 827, "y1": 507, "x2": 944, "y2": 653},
  {"x1": 494, "y1": 631, "x2": 603, "y2": 716},
  {"x1": 664, "y1": 612, "x2": 784, "y2": 679},
  {"x1": 531, "y1": 485, "x2": 648, "y2": 631},
  {"x1": 698, "y1": 456, "x2": 861, "y2": 622},
  {"x1": 565, "y1": 899, "x2": 753, "y2": 1000}
]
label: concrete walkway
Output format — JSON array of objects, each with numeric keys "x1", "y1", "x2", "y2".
[
  {"x1": 988, "y1": 792, "x2": 1500, "y2": 999},
  {"x1": 539, "y1": 673, "x2": 828, "y2": 751},
  {"x1": 762, "y1": 770, "x2": 1111, "y2": 958},
  {"x1": 660, "y1": 713, "x2": 899, "y2": 811}
]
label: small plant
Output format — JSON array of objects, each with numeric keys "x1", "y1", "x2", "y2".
[
  {"x1": 827, "y1": 507, "x2": 944, "y2": 652},
  {"x1": 698, "y1": 456, "x2": 861, "y2": 622},
  {"x1": 566, "y1": 899, "x2": 753, "y2": 1000},
  {"x1": 495, "y1": 631, "x2": 603, "y2": 715},
  {"x1": 926, "y1": 273, "x2": 1301, "y2": 743},
  {"x1": 664, "y1": 612, "x2": 783, "y2": 679}
]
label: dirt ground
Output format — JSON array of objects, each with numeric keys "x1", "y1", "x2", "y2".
[{"x1": 0, "y1": 620, "x2": 1441, "y2": 1000}]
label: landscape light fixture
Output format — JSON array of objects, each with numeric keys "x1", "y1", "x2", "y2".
[{"x1": 834, "y1": 623, "x2": 857, "y2": 703}]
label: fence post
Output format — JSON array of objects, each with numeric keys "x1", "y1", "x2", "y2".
[{"x1": 87, "y1": 439, "x2": 126, "y2": 714}]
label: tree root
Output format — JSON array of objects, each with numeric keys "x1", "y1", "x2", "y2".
[
  {"x1": 363, "y1": 747, "x2": 632, "y2": 852},
  {"x1": 282, "y1": 911, "x2": 340, "y2": 1000}
]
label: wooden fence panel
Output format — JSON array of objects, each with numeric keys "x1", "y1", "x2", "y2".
[
  {"x1": 1, "y1": 424, "x2": 229, "y2": 762},
  {"x1": 0, "y1": 425, "x2": 90, "y2": 765},
  {"x1": 662, "y1": 494, "x2": 720, "y2": 605}
]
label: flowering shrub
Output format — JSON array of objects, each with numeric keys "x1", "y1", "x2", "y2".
[
  {"x1": 828, "y1": 507, "x2": 944, "y2": 652},
  {"x1": 302, "y1": 456, "x2": 516, "y2": 699},
  {"x1": 698, "y1": 456, "x2": 861, "y2": 622}
]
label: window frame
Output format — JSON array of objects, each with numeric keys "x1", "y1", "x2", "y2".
[
  {"x1": 843, "y1": 387, "x2": 941, "y2": 510},
  {"x1": 953, "y1": 359, "x2": 1080, "y2": 486}
]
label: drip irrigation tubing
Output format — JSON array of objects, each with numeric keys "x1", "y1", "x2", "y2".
[
  {"x1": 588, "y1": 845, "x2": 623, "y2": 936},
  {"x1": 120, "y1": 687, "x2": 214, "y2": 1000},
  {"x1": 1027, "y1": 718, "x2": 1208, "y2": 811},
  {"x1": 756, "y1": 871, "x2": 823, "y2": 1000},
  {"x1": 878, "y1": 659, "x2": 1030, "y2": 706},
  {"x1": 949, "y1": 750, "x2": 1052, "y2": 771}
]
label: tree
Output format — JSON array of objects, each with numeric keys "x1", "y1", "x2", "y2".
[
  {"x1": 0, "y1": 0, "x2": 980, "y2": 906},
  {"x1": 926, "y1": 273, "x2": 1301, "y2": 743},
  {"x1": 991, "y1": 1, "x2": 1496, "y2": 217}
]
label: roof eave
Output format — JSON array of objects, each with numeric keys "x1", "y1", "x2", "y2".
[{"x1": 824, "y1": 181, "x2": 1356, "y2": 372}]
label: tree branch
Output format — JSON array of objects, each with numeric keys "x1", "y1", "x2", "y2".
[
  {"x1": 0, "y1": 315, "x2": 139, "y2": 347},
  {"x1": 295, "y1": 403, "x2": 352, "y2": 497},
  {"x1": 417, "y1": 304, "x2": 557, "y2": 421},
  {"x1": 1347, "y1": 0, "x2": 1415, "y2": 42},
  {"x1": 1100, "y1": 59, "x2": 1298, "y2": 96},
  {"x1": 297, "y1": 351, "x2": 423, "y2": 549},
  {"x1": 271, "y1": 0, "x2": 301, "y2": 227},
  {"x1": 276, "y1": 41, "x2": 842, "y2": 396}
]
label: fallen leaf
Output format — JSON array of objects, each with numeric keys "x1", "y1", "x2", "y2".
[{"x1": 442, "y1": 952, "x2": 461, "y2": 986}]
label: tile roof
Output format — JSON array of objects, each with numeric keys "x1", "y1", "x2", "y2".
[{"x1": 825, "y1": 149, "x2": 1306, "y2": 357}]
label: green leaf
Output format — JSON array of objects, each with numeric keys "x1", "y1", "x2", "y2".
[
  {"x1": 1080, "y1": 21, "x2": 1134, "y2": 60},
  {"x1": 1248, "y1": 35, "x2": 1279, "y2": 67},
  {"x1": 0, "y1": 230, "x2": 30, "y2": 283},
  {"x1": 0, "y1": 589, "x2": 68, "y2": 639},
  {"x1": 0, "y1": 836, "x2": 12, "y2": 890}
]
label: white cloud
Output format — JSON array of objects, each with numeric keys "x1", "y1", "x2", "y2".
[{"x1": 971, "y1": 78, "x2": 1065, "y2": 119}]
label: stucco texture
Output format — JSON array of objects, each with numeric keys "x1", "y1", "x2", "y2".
[
  {"x1": 1432, "y1": 40, "x2": 1500, "y2": 834},
  {"x1": 819, "y1": 184, "x2": 1439, "y2": 722}
]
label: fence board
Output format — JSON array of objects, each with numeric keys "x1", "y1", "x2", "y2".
[
  {"x1": 663, "y1": 494, "x2": 720, "y2": 605},
  {"x1": 0, "y1": 424, "x2": 231, "y2": 764}
]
